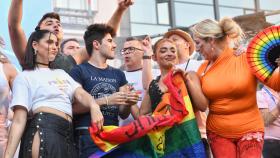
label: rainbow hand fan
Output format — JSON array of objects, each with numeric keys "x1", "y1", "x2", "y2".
[{"x1": 247, "y1": 25, "x2": 280, "y2": 82}]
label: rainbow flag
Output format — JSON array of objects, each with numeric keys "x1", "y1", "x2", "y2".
[{"x1": 89, "y1": 71, "x2": 206, "y2": 158}]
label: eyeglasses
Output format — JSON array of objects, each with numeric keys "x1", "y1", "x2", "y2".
[{"x1": 121, "y1": 47, "x2": 143, "y2": 55}]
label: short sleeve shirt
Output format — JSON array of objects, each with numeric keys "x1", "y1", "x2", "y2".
[{"x1": 70, "y1": 62, "x2": 127, "y2": 127}]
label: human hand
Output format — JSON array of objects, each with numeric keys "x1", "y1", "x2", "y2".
[
  {"x1": 90, "y1": 104, "x2": 104, "y2": 131},
  {"x1": 142, "y1": 36, "x2": 153, "y2": 56},
  {"x1": 0, "y1": 53, "x2": 9, "y2": 63},
  {"x1": 275, "y1": 57, "x2": 280, "y2": 67},
  {"x1": 107, "y1": 92, "x2": 129, "y2": 105},
  {"x1": 172, "y1": 68, "x2": 186, "y2": 76},
  {"x1": 125, "y1": 91, "x2": 139, "y2": 105},
  {"x1": 117, "y1": 0, "x2": 134, "y2": 10},
  {"x1": 233, "y1": 44, "x2": 246, "y2": 56}
]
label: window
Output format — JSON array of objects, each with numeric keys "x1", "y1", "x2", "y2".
[
  {"x1": 220, "y1": 7, "x2": 244, "y2": 17},
  {"x1": 157, "y1": 2, "x2": 170, "y2": 25},
  {"x1": 219, "y1": 0, "x2": 254, "y2": 8},
  {"x1": 174, "y1": 0, "x2": 212, "y2": 5},
  {"x1": 131, "y1": 24, "x2": 170, "y2": 36},
  {"x1": 260, "y1": 0, "x2": 280, "y2": 10},
  {"x1": 266, "y1": 14, "x2": 280, "y2": 24},
  {"x1": 175, "y1": 2, "x2": 215, "y2": 27},
  {"x1": 130, "y1": 0, "x2": 157, "y2": 24},
  {"x1": 53, "y1": 0, "x2": 97, "y2": 11}
]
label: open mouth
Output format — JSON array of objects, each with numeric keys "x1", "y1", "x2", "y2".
[
  {"x1": 53, "y1": 29, "x2": 60, "y2": 35},
  {"x1": 124, "y1": 57, "x2": 130, "y2": 62}
]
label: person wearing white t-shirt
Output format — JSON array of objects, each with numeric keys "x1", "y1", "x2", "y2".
[
  {"x1": 119, "y1": 36, "x2": 155, "y2": 126},
  {"x1": 5, "y1": 30, "x2": 103, "y2": 158}
]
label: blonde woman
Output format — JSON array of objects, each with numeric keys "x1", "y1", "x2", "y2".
[{"x1": 192, "y1": 18, "x2": 280, "y2": 158}]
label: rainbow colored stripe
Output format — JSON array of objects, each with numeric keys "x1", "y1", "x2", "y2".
[{"x1": 247, "y1": 25, "x2": 280, "y2": 82}]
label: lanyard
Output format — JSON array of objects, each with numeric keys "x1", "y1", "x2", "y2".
[
  {"x1": 263, "y1": 87, "x2": 277, "y2": 104},
  {"x1": 184, "y1": 59, "x2": 190, "y2": 71}
]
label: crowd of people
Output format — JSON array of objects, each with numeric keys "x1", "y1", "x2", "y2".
[{"x1": 0, "y1": 0, "x2": 279, "y2": 158}]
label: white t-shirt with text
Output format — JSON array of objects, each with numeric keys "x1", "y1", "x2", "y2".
[{"x1": 10, "y1": 68, "x2": 80, "y2": 116}]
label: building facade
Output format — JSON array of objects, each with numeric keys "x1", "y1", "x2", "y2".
[{"x1": 52, "y1": 0, "x2": 280, "y2": 67}]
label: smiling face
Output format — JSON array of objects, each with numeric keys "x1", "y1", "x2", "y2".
[
  {"x1": 33, "y1": 33, "x2": 59, "y2": 63},
  {"x1": 99, "y1": 33, "x2": 117, "y2": 60},
  {"x1": 39, "y1": 17, "x2": 63, "y2": 43},
  {"x1": 154, "y1": 40, "x2": 178, "y2": 69}
]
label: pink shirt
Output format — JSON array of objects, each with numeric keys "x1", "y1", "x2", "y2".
[{"x1": 257, "y1": 87, "x2": 280, "y2": 140}]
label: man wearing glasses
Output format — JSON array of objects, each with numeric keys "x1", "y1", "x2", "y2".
[{"x1": 119, "y1": 36, "x2": 156, "y2": 126}]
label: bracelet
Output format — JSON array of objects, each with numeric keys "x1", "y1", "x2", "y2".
[
  {"x1": 105, "y1": 96, "x2": 109, "y2": 106},
  {"x1": 142, "y1": 55, "x2": 152, "y2": 59}
]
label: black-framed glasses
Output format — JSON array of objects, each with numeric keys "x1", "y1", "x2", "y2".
[{"x1": 121, "y1": 47, "x2": 143, "y2": 55}]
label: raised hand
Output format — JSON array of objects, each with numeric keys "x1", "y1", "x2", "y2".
[
  {"x1": 141, "y1": 36, "x2": 153, "y2": 56},
  {"x1": 117, "y1": 0, "x2": 134, "y2": 10},
  {"x1": 0, "y1": 52, "x2": 10, "y2": 63},
  {"x1": 233, "y1": 43, "x2": 246, "y2": 56}
]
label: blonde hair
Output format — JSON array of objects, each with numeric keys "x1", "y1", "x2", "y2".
[{"x1": 191, "y1": 17, "x2": 244, "y2": 41}]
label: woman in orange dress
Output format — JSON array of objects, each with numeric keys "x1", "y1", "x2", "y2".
[{"x1": 191, "y1": 17, "x2": 280, "y2": 158}]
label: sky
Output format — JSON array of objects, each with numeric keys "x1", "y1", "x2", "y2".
[{"x1": 0, "y1": 0, "x2": 52, "y2": 68}]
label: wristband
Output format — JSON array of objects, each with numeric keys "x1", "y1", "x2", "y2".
[{"x1": 143, "y1": 55, "x2": 152, "y2": 59}]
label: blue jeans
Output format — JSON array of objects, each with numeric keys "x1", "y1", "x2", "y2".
[{"x1": 75, "y1": 130, "x2": 98, "y2": 158}]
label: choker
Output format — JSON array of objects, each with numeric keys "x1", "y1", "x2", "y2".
[{"x1": 36, "y1": 62, "x2": 49, "y2": 66}]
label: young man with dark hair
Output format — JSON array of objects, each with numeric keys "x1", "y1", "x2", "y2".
[
  {"x1": 70, "y1": 24, "x2": 139, "y2": 158},
  {"x1": 8, "y1": 0, "x2": 134, "y2": 73}
]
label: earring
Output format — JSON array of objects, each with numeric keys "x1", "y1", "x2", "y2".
[
  {"x1": 34, "y1": 50, "x2": 38, "y2": 55},
  {"x1": 211, "y1": 47, "x2": 214, "y2": 51}
]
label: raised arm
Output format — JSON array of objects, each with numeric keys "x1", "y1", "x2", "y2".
[
  {"x1": 107, "y1": 0, "x2": 134, "y2": 33},
  {"x1": 8, "y1": 0, "x2": 27, "y2": 65},
  {"x1": 141, "y1": 36, "x2": 154, "y2": 90}
]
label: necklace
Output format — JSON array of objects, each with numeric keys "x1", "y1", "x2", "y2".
[{"x1": 36, "y1": 62, "x2": 49, "y2": 66}]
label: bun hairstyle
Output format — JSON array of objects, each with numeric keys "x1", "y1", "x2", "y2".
[{"x1": 191, "y1": 17, "x2": 244, "y2": 41}]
